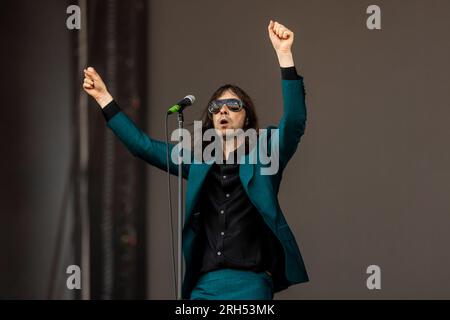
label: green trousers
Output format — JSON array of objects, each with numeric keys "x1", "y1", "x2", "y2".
[{"x1": 190, "y1": 268, "x2": 274, "y2": 300}]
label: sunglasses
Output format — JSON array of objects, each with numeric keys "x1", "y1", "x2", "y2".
[{"x1": 208, "y1": 98, "x2": 244, "y2": 114}]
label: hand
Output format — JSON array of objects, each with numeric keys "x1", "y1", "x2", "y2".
[
  {"x1": 82, "y1": 67, "x2": 113, "y2": 108},
  {"x1": 267, "y1": 20, "x2": 294, "y2": 54}
]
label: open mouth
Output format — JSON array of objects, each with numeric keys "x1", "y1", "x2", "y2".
[{"x1": 219, "y1": 119, "x2": 229, "y2": 125}]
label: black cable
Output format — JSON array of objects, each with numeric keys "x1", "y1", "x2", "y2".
[{"x1": 165, "y1": 113, "x2": 177, "y2": 299}]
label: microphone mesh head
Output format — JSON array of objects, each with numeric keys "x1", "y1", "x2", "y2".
[{"x1": 185, "y1": 95, "x2": 196, "y2": 104}]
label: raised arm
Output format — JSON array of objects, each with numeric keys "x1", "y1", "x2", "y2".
[
  {"x1": 268, "y1": 20, "x2": 307, "y2": 170},
  {"x1": 82, "y1": 67, "x2": 190, "y2": 178}
]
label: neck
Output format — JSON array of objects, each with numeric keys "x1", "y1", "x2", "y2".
[{"x1": 222, "y1": 134, "x2": 245, "y2": 161}]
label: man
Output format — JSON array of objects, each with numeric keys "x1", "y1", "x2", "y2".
[{"x1": 83, "y1": 20, "x2": 309, "y2": 300}]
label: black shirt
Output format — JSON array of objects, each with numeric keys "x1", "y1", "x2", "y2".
[{"x1": 196, "y1": 146, "x2": 282, "y2": 277}]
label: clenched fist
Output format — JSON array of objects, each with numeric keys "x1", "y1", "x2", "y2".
[
  {"x1": 268, "y1": 20, "x2": 294, "y2": 54},
  {"x1": 268, "y1": 20, "x2": 295, "y2": 67},
  {"x1": 82, "y1": 67, "x2": 113, "y2": 108}
]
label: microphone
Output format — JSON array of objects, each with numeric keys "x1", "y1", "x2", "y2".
[{"x1": 167, "y1": 95, "x2": 195, "y2": 114}]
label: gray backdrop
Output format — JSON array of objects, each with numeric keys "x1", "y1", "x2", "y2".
[{"x1": 144, "y1": 0, "x2": 450, "y2": 299}]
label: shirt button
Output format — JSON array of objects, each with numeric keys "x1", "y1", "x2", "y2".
[
  {"x1": 217, "y1": 251, "x2": 222, "y2": 256},
  {"x1": 220, "y1": 210, "x2": 224, "y2": 214},
  {"x1": 226, "y1": 193, "x2": 230, "y2": 198},
  {"x1": 220, "y1": 232, "x2": 225, "y2": 236}
]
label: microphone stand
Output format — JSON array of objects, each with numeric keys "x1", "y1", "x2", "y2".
[{"x1": 177, "y1": 111, "x2": 184, "y2": 300}]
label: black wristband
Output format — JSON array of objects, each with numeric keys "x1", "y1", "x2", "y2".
[
  {"x1": 102, "y1": 100, "x2": 121, "y2": 121},
  {"x1": 281, "y1": 66, "x2": 302, "y2": 80}
]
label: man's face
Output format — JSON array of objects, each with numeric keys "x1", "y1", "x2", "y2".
[{"x1": 211, "y1": 90, "x2": 246, "y2": 137}]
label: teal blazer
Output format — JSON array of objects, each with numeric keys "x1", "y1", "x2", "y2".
[{"x1": 106, "y1": 77, "x2": 309, "y2": 299}]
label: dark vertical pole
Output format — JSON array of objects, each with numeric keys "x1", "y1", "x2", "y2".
[
  {"x1": 78, "y1": 0, "x2": 91, "y2": 300},
  {"x1": 86, "y1": 0, "x2": 147, "y2": 299}
]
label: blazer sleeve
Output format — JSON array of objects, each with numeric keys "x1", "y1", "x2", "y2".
[
  {"x1": 103, "y1": 100, "x2": 191, "y2": 179},
  {"x1": 277, "y1": 68, "x2": 307, "y2": 171}
]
